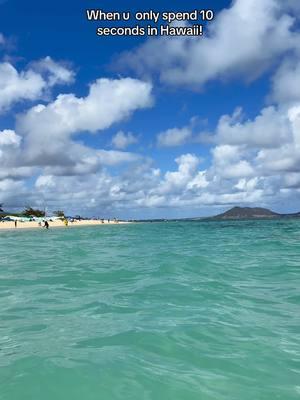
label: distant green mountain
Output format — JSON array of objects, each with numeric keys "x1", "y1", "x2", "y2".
[{"x1": 209, "y1": 206, "x2": 300, "y2": 220}]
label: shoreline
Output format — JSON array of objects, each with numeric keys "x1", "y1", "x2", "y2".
[{"x1": 0, "y1": 219, "x2": 130, "y2": 231}]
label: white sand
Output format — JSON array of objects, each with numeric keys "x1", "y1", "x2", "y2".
[{"x1": 0, "y1": 219, "x2": 129, "y2": 230}]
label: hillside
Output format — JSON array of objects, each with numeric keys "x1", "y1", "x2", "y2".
[{"x1": 211, "y1": 206, "x2": 280, "y2": 220}]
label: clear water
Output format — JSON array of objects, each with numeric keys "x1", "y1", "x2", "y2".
[{"x1": 1, "y1": 220, "x2": 300, "y2": 400}]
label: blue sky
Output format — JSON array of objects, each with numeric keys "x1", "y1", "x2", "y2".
[{"x1": 1, "y1": 0, "x2": 300, "y2": 218}]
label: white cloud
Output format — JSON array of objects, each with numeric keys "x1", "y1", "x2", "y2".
[
  {"x1": 157, "y1": 127, "x2": 192, "y2": 147},
  {"x1": 284, "y1": 173, "x2": 300, "y2": 188},
  {"x1": 32, "y1": 170, "x2": 149, "y2": 215},
  {"x1": 0, "y1": 167, "x2": 34, "y2": 181},
  {"x1": 215, "y1": 106, "x2": 292, "y2": 149},
  {"x1": 0, "y1": 76, "x2": 152, "y2": 192},
  {"x1": 0, "y1": 63, "x2": 45, "y2": 112},
  {"x1": 210, "y1": 144, "x2": 254, "y2": 180},
  {"x1": 30, "y1": 56, "x2": 75, "y2": 87},
  {"x1": 16, "y1": 77, "x2": 152, "y2": 168},
  {"x1": 0, "y1": 58, "x2": 75, "y2": 113},
  {"x1": 0, "y1": 129, "x2": 21, "y2": 147},
  {"x1": 235, "y1": 177, "x2": 259, "y2": 191},
  {"x1": 0, "y1": 179, "x2": 28, "y2": 208},
  {"x1": 19, "y1": 77, "x2": 152, "y2": 138},
  {"x1": 0, "y1": 129, "x2": 28, "y2": 180},
  {"x1": 3, "y1": 92, "x2": 300, "y2": 217},
  {"x1": 111, "y1": 131, "x2": 138, "y2": 149},
  {"x1": 4, "y1": 95, "x2": 300, "y2": 216},
  {"x1": 155, "y1": 153, "x2": 201, "y2": 195},
  {"x1": 2, "y1": 4, "x2": 300, "y2": 217},
  {"x1": 128, "y1": 96, "x2": 300, "y2": 213},
  {"x1": 35, "y1": 175, "x2": 56, "y2": 189},
  {"x1": 96, "y1": 149, "x2": 140, "y2": 165},
  {"x1": 118, "y1": 0, "x2": 299, "y2": 87},
  {"x1": 203, "y1": 101, "x2": 300, "y2": 197},
  {"x1": 270, "y1": 59, "x2": 300, "y2": 104},
  {"x1": 187, "y1": 171, "x2": 209, "y2": 190}
]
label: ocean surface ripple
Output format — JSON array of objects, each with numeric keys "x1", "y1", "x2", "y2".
[{"x1": 1, "y1": 220, "x2": 300, "y2": 399}]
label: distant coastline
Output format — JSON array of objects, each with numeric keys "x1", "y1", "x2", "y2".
[
  {"x1": 130, "y1": 207, "x2": 300, "y2": 223},
  {"x1": 0, "y1": 219, "x2": 130, "y2": 231},
  {"x1": 2, "y1": 206, "x2": 300, "y2": 229},
  {"x1": 205, "y1": 206, "x2": 300, "y2": 221}
]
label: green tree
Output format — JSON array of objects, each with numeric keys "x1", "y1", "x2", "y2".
[
  {"x1": 53, "y1": 210, "x2": 65, "y2": 218},
  {"x1": 0, "y1": 203, "x2": 3, "y2": 213},
  {"x1": 22, "y1": 207, "x2": 45, "y2": 218}
]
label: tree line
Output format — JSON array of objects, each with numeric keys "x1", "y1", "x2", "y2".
[{"x1": 0, "y1": 204, "x2": 65, "y2": 218}]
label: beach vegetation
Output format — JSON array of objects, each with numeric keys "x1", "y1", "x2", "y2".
[
  {"x1": 53, "y1": 210, "x2": 65, "y2": 218},
  {"x1": 22, "y1": 207, "x2": 46, "y2": 218}
]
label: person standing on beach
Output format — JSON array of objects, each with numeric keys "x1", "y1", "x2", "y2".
[
  {"x1": 14, "y1": 220, "x2": 17, "y2": 228},
  {"x1": 44, "y1": 221, "x2": 49, "y2": 229}
]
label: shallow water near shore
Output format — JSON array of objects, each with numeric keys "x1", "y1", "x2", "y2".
[{"x1": 1, "y1": 220, "x2": 300, "y2": 400}]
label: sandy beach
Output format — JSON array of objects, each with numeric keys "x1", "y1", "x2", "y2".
[{"x1": 0, "y1": 219, "x2": 129, "y2": 230}]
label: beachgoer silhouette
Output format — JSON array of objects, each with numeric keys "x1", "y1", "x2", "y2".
[
  {"x1": 44, "y1": 221, "x2": 49, "y2": 229},
  {"x1": 14, "y1": 220, "x2": 17, "y2": 228}
]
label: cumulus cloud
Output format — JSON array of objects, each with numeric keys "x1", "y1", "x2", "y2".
[
  {"x1": 15, "y1": 77, "x2": 152, "y2": 169},
  {"x1": 157, "y1": 126, "x2": 192, "y2": 147},
  {"x1": 118, "y1": 0, "x2": 300, "y2": 87},
  {"x1": 254, "y1": 105, "x2": 300, "y2": 174},
  {"x1": 4, "y1": 97, "x2": 300, "y2": 216},
  {"x1": 0, "y1": 63, "x2": 45, "y2": 112},
  {"x1": 96, "y1": 149, "x2": 141, "y2": 166},
  {"x1": 195, "y1": 101, "x2": 300, "y2": 205},
  {"x1": 270, "y1": 59, "x2": 300, "y2": 104},
  {"x1": 0, "y1": 76, "x2": 153, "y2": 195},
  {"x1": 0, "y1": 178, "x2": 28, "y2": 208},
  {"x1": 111, "y1": 131, "x2": 139, "y2": 149},
  {"x1": 32, "y1": 167, "x2": 162, "y2": 215},
  {"x1": 2, "y1": 2, "x2": 300, "y2": 217},
  {"x1": 213, "y1": 103, "x2": 300, "y2": 175},
  {"x1": 19, "y1": 78, "x2": 152, "y2": 140},
  {"x1": 160, "y1": 153, "x2": 201, "y2": 193},
  {"x1": 0, "y1": 129, "x2": 29, "y2": 181},
  {"x1": 211, "y1": 144, "x2": 253, "y2": 180},
  {"x1": 0, "y1": 57, "x2": 75, "y2": 113},
  {"x1": 130, "y1": 153, "x2": 206, "y2": 209},
  {"x1": 0, "y1": 129, "x2": 21, "y2": 147},
  {"x1": 215, "y1": 106, "x2": 292, "y2": 149},
  {"x1": 30, "y1": 56, "x2": 75, "y2": 87},
  {"x1": 126, "y1": 97, "x2": 300, "y2": 214}
]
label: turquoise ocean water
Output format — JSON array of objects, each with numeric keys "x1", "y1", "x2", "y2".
[{"x1": 1, "y1": 220, "x2": 300, "y2": 400}]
